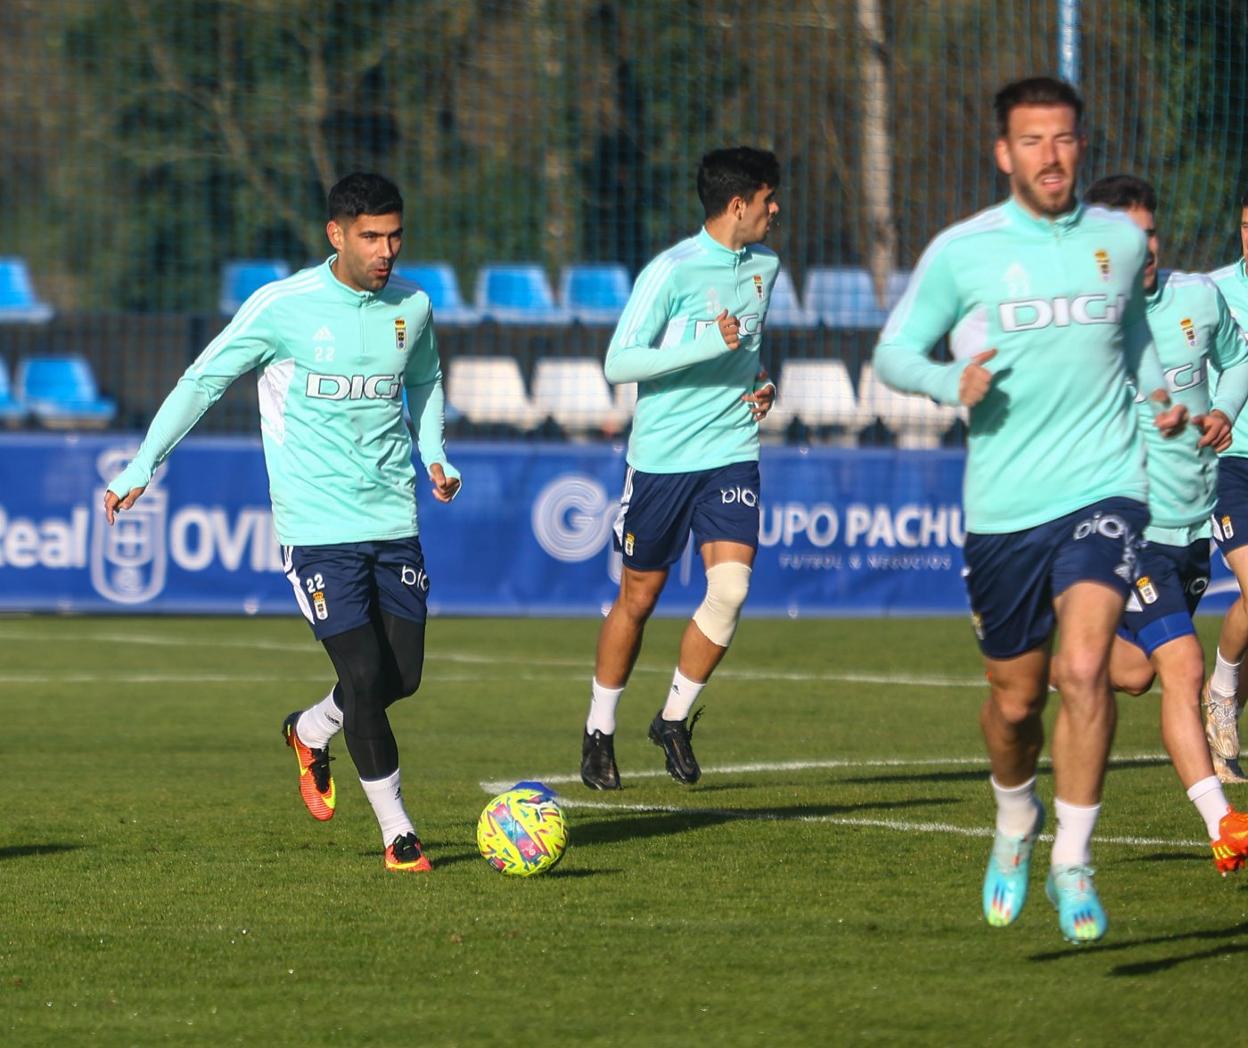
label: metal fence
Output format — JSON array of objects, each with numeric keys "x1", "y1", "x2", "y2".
[{"x1": 0, "y1": 0, "x2": 1245, "y2": 443}]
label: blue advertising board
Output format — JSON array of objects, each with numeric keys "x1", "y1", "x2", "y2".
[{"x1": 0, "y1": 434, "x2": 1236, "y2": 616}]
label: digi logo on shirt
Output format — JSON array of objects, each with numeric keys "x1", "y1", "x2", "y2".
[
  {"x1": 997, "y1": 293, "x2": 1127, "y2": 332},
  {"x1": 305, "y1": 372, "x2": 404, "y2": 400}
]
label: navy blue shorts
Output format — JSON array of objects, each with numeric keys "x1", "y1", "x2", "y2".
[
  {"x1": 613, "y1": 461, "x2": 760, "y2": 571},
  {"x1": 1118, "y1": 539, "x2": 1210, "y2": 656},
  {"x1": 283, "y1": 536, "x2": 430, "y2": 641},
  {"x1": 962, "y1": 497, "x2": 1148, "y2": 660},
  {"x1": 1213, "y1": 456, "x2": 1248, "y2": 555}
]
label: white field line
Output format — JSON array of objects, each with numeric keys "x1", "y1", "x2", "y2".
[
  {"x1": 543, "y1": 798, "x2": 1206, "y2": 850},
  {"x1": 481, "y1": 752, "x2": 1205, "y2": 850},
  {"x1": 0, "y1": 628, "x2": 984, "y2": 688},
  {"x1": 0, "y1": 671, "x2": 559, "y2": 686},
  {"x1": 480, "y1": 751, "x2": 1171, "y2": 794}
]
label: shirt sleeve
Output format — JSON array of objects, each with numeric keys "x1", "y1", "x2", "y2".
[
  {"x1": 1121, "y1": 276, "x2": 1166, "y2": 397},
  {"x1": 403, "y1": 314, "x2": 459, "y2": 485},
  {"x1": 872, "y1": 240, "x2": 968, "y2": 406},
  {"x1": 1209, "y1": 286, "x2": 1248, "y2": 421},
  {"x1": 603, "y1": 260, "x2": 733, "y2": 384},
  {"x1": 108, "y1": 302, "x2": 276, "y2": 496}
]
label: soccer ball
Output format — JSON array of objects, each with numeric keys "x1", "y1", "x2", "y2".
[{"x1": 477, "y1": 781, "x2": 568, "y2": 876}]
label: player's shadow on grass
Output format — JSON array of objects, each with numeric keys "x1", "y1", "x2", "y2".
[
  {"x1": 572, "y1": 797, "x2": 957, "y2": 847},
  {"x1": 1028, "y1": 919, "x2": 1248, "y2": 971},
  {"x1": 0, "y1": 844, "x2": 79, "y2": 861}
]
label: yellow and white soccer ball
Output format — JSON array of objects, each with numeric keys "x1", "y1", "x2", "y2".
[{"x1": 477, "y1": 782, "x2": 568, "y2": 876}]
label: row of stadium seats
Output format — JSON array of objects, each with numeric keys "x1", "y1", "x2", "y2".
[
  {"x1": 222, "y1": 260, "x2": 914, "y2": 329},
  {"x1": 0, "y1": 349, "x2": 956, "y2": 445},
  {"x1": 446, "y1": 356, "x2": 963, "y2": 447},
  {"x1": 0, "y1": 355, "x2": 116, "y2": 428}
]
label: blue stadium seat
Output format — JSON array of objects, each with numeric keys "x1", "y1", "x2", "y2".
[
  {"x1": 0, "y1": 358, "x2": 25, "y2": 425},
  {"x1": 392, "y1": 262, "x2": 479, "y2": 324},
  {"x1": 560, "y1": 263, "x2": 630, "y2": 325},
  {"x1": 220, "y1": 259, "x2": 291, "y2": 315},
  {"x1": 765, "y1": 268, "x2": 816, "y2": 328},
  {"x1": 804, "y1": 267, "x2": 911, "y2": 329},
  {"x1": 0, "y1": 257, "x2": 54, "y2": 323},
  {"x1": 18, "y1": 355, "x2": 116, "y2": 429},
  {"x1": 475, "y1": 263, "x2": 570, "y2": 325}
]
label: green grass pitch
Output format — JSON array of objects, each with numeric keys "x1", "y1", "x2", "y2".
[{"x1": 1, "y1": 615, "x2": 1245, "y2": 1046}]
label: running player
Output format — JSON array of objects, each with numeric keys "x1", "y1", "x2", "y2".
[
  {"x1": 1204, "y1": 191, "x2": 1248, "y2": 782},
  {"x1": 874, "y1": 78, "x2": 1188, "y2": 943},
  {"x1": 579, "y1": 147, "x2": 780, "y2": 790},
  {"x1": 103, "y1": 173, "x2": 459, "y2": 873},
  {"x1": 1071, "y1": 174, "x2": 1248, "y2": 872}
]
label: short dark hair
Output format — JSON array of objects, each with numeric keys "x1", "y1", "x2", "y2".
[
  {"x1": 327, "y1": 172, "x2": 403, "y2": 222},
  {"x1": 1240, "y1": 189, "x2": 1248, "y2": 210},
  {"x1": 696, "y1": 147, "x2": 780, "y2": 220},
  {"x1": 1084, "y1": 174, "x2": 1158, "y2": 213},
  {"x1": 994, "y1": 77, "x2": 1084, "y2": 136}
]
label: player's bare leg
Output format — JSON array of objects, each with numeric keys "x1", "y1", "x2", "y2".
[
  {"x1": 979, "y1": 644, "x2": 1049, "y2": 928},
  {"x1": 581, "y1": 566, "x2": 668, "y2": 789},
  {"x1": 649, "y1": 541, "x2": 757, "y2": 785},
  {"x1": 1151, "y1": 635, "x2": 1248, "y2": 873},
  {"x1": 1208, "y1": 547, "x2": 1248, "y2": 781},
  {"x1": 1043, "y1": 582, "x2": 1124, "y2": 941}
]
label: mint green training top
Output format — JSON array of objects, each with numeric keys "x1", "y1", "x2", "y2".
[
  {"x1": 1210, "y1": 258, "x2": 1248, "y2": 462},
  {"x1": 605, "y1": 227, "x2": 780, "y2": 474},
  {"x1": 108, "y1": 259, "x2": 458, "y2": 546},
  {"x1": 874, "y1": 198, "x2": 1167, "y2": 534},
  {"x1": 1137, "y1": 270, "x2": 1248, "y2": 544}
]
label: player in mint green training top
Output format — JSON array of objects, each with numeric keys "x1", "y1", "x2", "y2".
[
  {"x1": 874, "y1": 78, "x2": 1191, "y2": 944},
  {"x1": 1071, "y1": 174, "x2": 1248, "y2": 875},
  {"x1": 1201, "y1": 191, "x2": 1248, "y2": 783},
  {"x1": 103, "y1": 173, "x2": 460, "y2": 874},
  {"x1": 580, "y1": 147, "x2": 781, "y2": 791}
]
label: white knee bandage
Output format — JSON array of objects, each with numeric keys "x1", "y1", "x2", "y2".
[{"x1": 692, "y1": 562, "x2": 752, "y2": 647}]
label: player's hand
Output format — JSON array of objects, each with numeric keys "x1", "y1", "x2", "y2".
[
  {"x1": 717, "y1": 309, "x2": 741, "y2": 350},
  {"x1": 959, "y1": 349, "x2": 996, "y2": 407},
  {"x1": 1149, "y1": 390, "x2": 1188, "y2": 438},
  {"x1": 429, "y1": 463, "x2": 460, "y2": 503},
  {"x1": 103, "y1": 486, "x2": 146, "y2": 526},
  {"x1": 1194, "y1": 408, "x2": 1232, "y2": 452},
  {"x1": 742, "y1": 368, "x2": 775, "y2": 421}
]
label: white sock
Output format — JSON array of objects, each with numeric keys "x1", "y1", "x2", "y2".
[
  {"x1": 1050, "y1": 798, "x2": 1100, "y2": 866},
  {"x1": 1187, "y1": 775, "x2": 1231, "y2": 840},
  {"x1": 586, "y1": 677, "x2": 624, "y2": 735},
  {"x1": 661, "y1": 668, "x2": 705, "y2": 722},
  {"x1": 296, "y1": 688, "x2": 343, "y2": 749},
  {"x1": 991, "y1": 775, "x2": 1042, "y2": 837},
  {"x1": 1211, "y1": 650, "x2": 1242, "y2": 698},
  {"x1": 359, "y1": 769, "x2": 415, "y2": 847}
]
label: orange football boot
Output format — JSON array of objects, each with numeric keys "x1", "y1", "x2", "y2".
[
  {"x1": 282, "y1": 711, "x2": 336, "y2": 821},
  {"x1": 384, "y1": 832, "x2": 432, "y2": 873},
  {"x1": 1212, "y1": 807, "x2": 1248, "y2": 876}
]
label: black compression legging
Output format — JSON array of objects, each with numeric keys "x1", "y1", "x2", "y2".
[{"x1": 321, "y1": 612, "x2": 426, "y2": 781}]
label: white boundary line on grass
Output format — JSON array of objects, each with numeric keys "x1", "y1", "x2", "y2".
[
  {"x1": 0, "y1": 628, "x2": 984, "y2": 688},
  {"x1": 480, "y1": 754, "x2": 1207, "y2": 850}
]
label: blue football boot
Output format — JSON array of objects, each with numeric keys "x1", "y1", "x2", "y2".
[{"x1": 982, "y1": 801, "x2": 1044, "y2": 928}]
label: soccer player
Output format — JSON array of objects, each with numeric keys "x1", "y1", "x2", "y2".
[
  {"x1": 1204, "y1": 191, "x2": 1248, "y2": 782},
  {"x1": 1071, "y1": 174, "x2": 1248, "y2": 873},
  {"x1": 579, "y1": 147, "x2": 780, "y2": 790},
  {"x1": 873, "y1": 78, "x2": 1189, "y2": 943},
  {"x1": 102, "y1": 173, "x2": 460, "y2": 873}
]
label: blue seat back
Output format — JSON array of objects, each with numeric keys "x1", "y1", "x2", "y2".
[
  {"x1": 0, "y1": 257, "x2": 53, "y2": 321},
  {"x1": 220, "y1": 259, "x2": 291, "y2": 314},
  {"x1": 392, "y1": 262, "x2": 468, "y2": 311},
  {"x1": 561, "y1": 264, "x2": 630, "y2": 311},
  {"x1": 20, "y1": 355, "x2": 100, "y2": 402},
  {"x1": 804, "y1": 267, "x2": 910, "y2": 329},
  {"x1": 477, "y1": 264, "x2": 557, "y2": 311}
]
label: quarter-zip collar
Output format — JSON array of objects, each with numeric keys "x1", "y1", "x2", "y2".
[
  {"x1": 1003, "y1": 196, "x2": 1083, "y2": 237},
  {"x1": 698, "y1": 226, "x2": 751, "y2": 264},
  {"x1": 321, "y1": 254, "x2": 380, "y2": 305}
]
